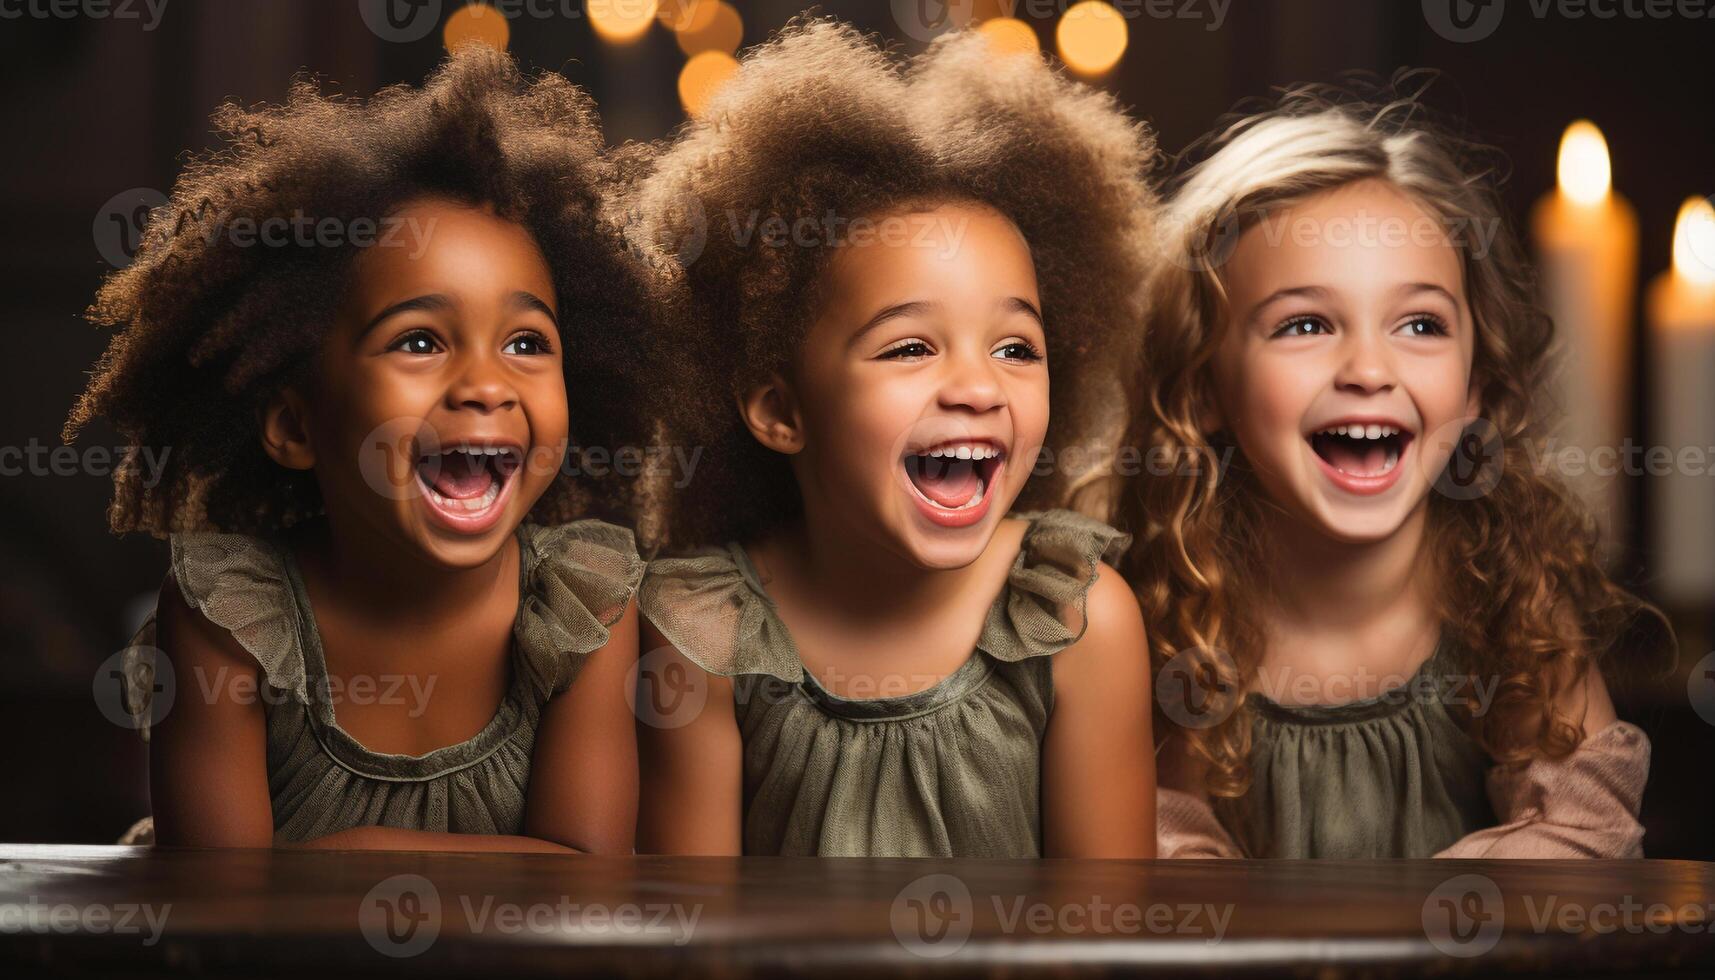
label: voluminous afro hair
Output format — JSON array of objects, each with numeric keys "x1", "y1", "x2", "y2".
[
  {"x1": 66, "y1": 44, "x2": 656, "y2": 536},
  {"x1": 624, "y1": 18, "x2": 1159, "y2": 550}
]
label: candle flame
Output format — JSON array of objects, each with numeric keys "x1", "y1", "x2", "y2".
[
  {"x1": 1672, "y1": 196, "x2": 1715, "y2": 286},
  {"x1": 1557, "y1": 120, "x2": 1611, "y2": 206}
]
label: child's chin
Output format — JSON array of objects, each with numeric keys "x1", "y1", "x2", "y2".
[
  {"x1": 890, "y1": 507, "x2": 1002, "y2": 570},
  {"x1": 1303, "y1": 499, "x2": 1417, "y2": 545},
  {"x1": 397, "y1": 509, "x2": 521, "y2": 569}
]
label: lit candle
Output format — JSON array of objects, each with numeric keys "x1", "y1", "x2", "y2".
[
  {"x1": 1648, "y1": 196, "x2": 1715, "y2": 605},
  {"x1": 1530, "y1": 121, "x2": 1638, "y2": 565}
]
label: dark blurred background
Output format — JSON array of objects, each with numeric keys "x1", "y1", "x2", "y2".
[{"x1": 1, "y1": 0, "x2": 1710, "y2": 855}]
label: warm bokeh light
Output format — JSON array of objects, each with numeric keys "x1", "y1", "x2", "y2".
[
  {"x1": 977, "y1": 17, "x2": 1039, "y2": 57},
  {"x1": 1056, "y1": 1, "x2": 1127, "y2": 76},
  {"x1": 676, "y1": 0, "x2": 741, "y2": 55},
  {"x1": 657, "y1": 0, "x2": 716, "y2": 33},
  {"x1": 679, "y1": 49, "x2": 739, "y2": 117},
  {"x1": 588, "y1": 0, "x2": 659, "y2": 44},
  {"x1": 443, "y1": 2, "x2": 509, "y2": 52},
  {"x1": 1557, "y1": 120, "x2": 1612, "y2": 206},
  {"x1": 1672, "y1": 196, "x2": 1715, "y2": 285}
]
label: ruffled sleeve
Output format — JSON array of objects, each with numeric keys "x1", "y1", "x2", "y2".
[
  {"x1": 116, "y1": 533, "x2": 306, "y2": 744},
  {"x1": 637, "y1": 545, "x2": 804, "y2": 681},
  {"x1": 168, "y1": 532, "x2": 311, "y2": 703},
  {"x1": 979, "y1": 509, "x2": 1131, "y2": 662},
  {"x1": 514, "y1": 520, "x2": 646, "y2": 700}
]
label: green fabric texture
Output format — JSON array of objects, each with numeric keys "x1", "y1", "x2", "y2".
[
  {"x1": 1223, "y1": 640, "x2": 1497, "y2": 858},
  {"x1": 132, "y1": 519, "x2": 643, "y2": 843},
  {"x1": 639, "y1": 509, "x2": 1131, "y2": 858}
]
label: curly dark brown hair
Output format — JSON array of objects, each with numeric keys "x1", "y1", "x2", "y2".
[
  {"x1": 1078, "y1": 75, "x2": 1675, "y2": 807},
  {"x1": 622, "y1": 18, "x2": 1158, "y2": 549},
  {"x1": 65, "y1": 44, "x2": 657, "y2": 536}
]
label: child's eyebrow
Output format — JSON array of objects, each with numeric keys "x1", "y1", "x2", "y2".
[
  {"x1": 848, "y1": 297, "x2": 1044, "y2": 347},
  {"x1": 1393, "y1": 281, "x2": 1460, "y2": 306},
  {"x1": 848, "y1": 300, "x2": 938, "y2": 347},
  {"x1": 1243, "y1": 285, "x2": 1332, "y2": 323},
  {"x1": 506, "y1": 290, "x2": 559, "y2": 327},
  {"x1": 361, "y1": 293, "x2": 454, "y2": 337},
  {"x1": 1004, "y1": 296, "x2": 1045, "y2": 328}
]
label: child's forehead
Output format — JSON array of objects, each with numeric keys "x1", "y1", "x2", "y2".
[
  {"x1": 1224, "y1": 182, "x2": 1466, "y2": 305},
  {"x1": 339, "y1": 199, "x2": 557, "y2": 317}
]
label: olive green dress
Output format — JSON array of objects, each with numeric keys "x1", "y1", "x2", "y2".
[
  {"x1": 1223, "y1": 639, "x2": 1497, "y2": 858},
  {"x1": 639, "y1": 509, "x2": 1130, "y2": 858},
  {"x1": 122, "y1": 520, "x2": 643, "y2": 844}
]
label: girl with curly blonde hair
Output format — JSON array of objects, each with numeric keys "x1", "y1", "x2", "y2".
[{"x1": 1091, "y1": 79, "x2": 1674, "y2": 858}]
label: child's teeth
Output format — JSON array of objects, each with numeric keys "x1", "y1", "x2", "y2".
[{"x1": 918, "y1": 444, "x2": 999, "y2": 459}]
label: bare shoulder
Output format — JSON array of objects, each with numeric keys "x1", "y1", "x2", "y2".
[{"x1": 1054, "y1": 562, "x2": 1149, "y2": 684}]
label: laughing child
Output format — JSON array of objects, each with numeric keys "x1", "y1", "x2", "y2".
[
  {"x1": 626, "y1": 20, "x2": 1160, "y2": 858},
  {"x1": 1098, "y1": 82, "x2": 1674, "y2": 858},
  {"x1": 67, "y1": 47, "x2": 654, "y2": 851}
]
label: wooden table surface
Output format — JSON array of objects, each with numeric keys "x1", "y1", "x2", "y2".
[{"x1": 1, "y1": 846, "x2": 1712, "y2": 977}]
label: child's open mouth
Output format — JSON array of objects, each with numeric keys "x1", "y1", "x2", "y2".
[
  {"x1": 1307, "y1": 422, "x2": 1413, "y2": 495},
  {"x1": 414, "y1": 443, "x2": 523, "y2": 534},
  {"x1": 902, "y1": 441, "x2": 1005, "y2": 528}
]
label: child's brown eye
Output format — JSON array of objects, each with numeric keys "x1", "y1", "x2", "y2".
[
  {"x1": 503, "y1": 332, "x2": 553, "y2": 356},
  {"x1": 390, "y1": 331, "x2": 441, "y2": 355},
  {"x1": 994, "y1": 341, "x2": 1044, "y2": 362},
  {"x1": 1395, "y1": 315, "x2": 1450, "y2": 338},
  {"x1": 1271, "y1": 316, "x2": 1329, "y2": 339},
  {"x1": 878, "y1": 341, "x2": 932, "y2": 359}
]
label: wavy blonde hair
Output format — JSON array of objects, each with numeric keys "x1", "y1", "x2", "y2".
[{"x1": 1082, "y1": 78, "x2": 1671, "y2": 802}]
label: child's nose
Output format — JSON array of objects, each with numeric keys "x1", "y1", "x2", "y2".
[
  {"x1": 1333, "y1": 331, "x2": 1397, "y2": 394},
  {"x1": 938, "y1": 350, "x2": 1007, "y2": 413},
  {"x1": 446, "y1": 353, "x2": 520, "y2": 413}
]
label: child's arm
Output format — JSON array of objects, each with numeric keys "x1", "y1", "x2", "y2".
[
  {"x1": 520, "y1": 598, "x2": 643, "y2": 854},
  {"x1": 150, "y1": 574, "x2": 278, "y2": 847},
  {"x1": 1153, "y1": 734, "x2": 1243, "y2": 858},
  {"x1": 634, "y1": 620, "x2": 743, "y2": 855},
  {"x1": 1042, "y1": 564, "x2": 1156, "y2": 858},
  {"x1": 1435, "y1": 659, "x2": 1648, "y2": 859}
]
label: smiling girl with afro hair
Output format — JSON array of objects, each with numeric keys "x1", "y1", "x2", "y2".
[
  {"x1": 628, "y1": 19, "x2": 1164, "y2": 858},
  {"x1": 70, "y1": 46, "x2": 658, "y2": 852}
]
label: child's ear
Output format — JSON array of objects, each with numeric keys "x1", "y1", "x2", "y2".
[
  {"x1": 260, "y1": 390, "x2": 316, "y2": 471},
  {"x1": 737, "y1": 374, "x2": 805, "y2": 455}
]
